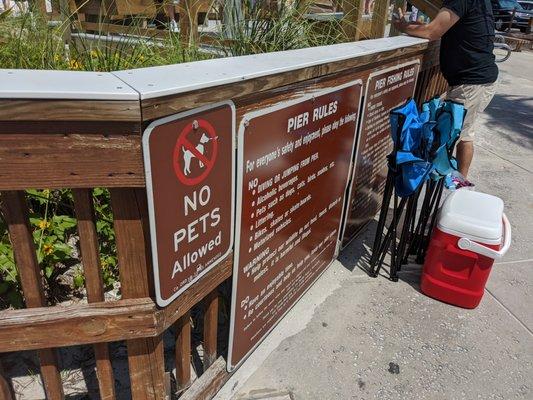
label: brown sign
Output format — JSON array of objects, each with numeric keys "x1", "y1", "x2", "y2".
[
  {"x1": 342, "y1": 61, "x2": 420, "y2": 246},
  {"x1": 228, "y1": 81, "x2": 362, "y2": 370},
  {"x1": 143, "y1": 102, "x2": 235, "y2": 307}
]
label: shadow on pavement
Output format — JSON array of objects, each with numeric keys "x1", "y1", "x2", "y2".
[{"x1": 484, "y1": 94, "x2": 533, "y2": 149}]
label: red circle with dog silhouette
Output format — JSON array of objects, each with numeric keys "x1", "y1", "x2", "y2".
[{"x1": 173, "y1": 119, "x2": 219, "y2": 186}]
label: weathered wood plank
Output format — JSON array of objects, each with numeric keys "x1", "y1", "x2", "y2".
[
  {"x1": 0, "y1": 256, "x2": 232, "y2": 352},
  {"x1": 159, "y1": 256, "x2": 232, "y2": 334},
  {"x1": 0, "y1": 298, "x2": 157, "y2": 352},
  {"x1": 0, "y1": 191, "x2": 64, "y2": 399},
  {"x1": 370, "y1": 0, "x2": 389, "y2": 39},
  {"x1": 111, "y1": 188, "x2": 166, "y2": 400},
  {"x1": 141, "y1": 42, "x2": 431, "y2": 120},
  {"x1": 110, "y1": 188, "x2": 152, "y2": 299},
  {"x1": 178, "y1": 357, "x2": 230, "y2": 400},
  {"x1": 342, "y1": 0, "x2": 366, "y2": 41},
  {"x1": 73, "y1": 189, "x2": 107, "y2": 303},
  {"x1": 73, "y1": 189, "x2": 116, "y2": 400},
  {"x1": 0, "y1": 99, "x2": 140, "y2": 122},
  {"x1": 175, "y1": 311, "x2": 191, "y2": 391},
  {"x1": 0, "y1": 134, "x2": 144, "y2": 190},
  {"x1": 203, "y1": 290, "x2": 219, "y2": 369}
]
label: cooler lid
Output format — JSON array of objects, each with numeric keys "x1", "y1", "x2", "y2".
[{"x1": 437, "y1": 190, "x2": 504, "y2": 245}]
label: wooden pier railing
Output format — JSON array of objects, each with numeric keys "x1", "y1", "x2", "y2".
[{"x1": 0, "y1": 36, "x2": 447, "y2": 399}]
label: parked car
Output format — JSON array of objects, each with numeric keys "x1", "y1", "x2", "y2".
[{"x1": 492, "y1": 0, "x2": 533, "y2": 32}]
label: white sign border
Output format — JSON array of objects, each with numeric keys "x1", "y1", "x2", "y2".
[
  {"x1": 142, "y1": 101, "x2": 236, "y2": 308},
  {"x1": 227, "y1": 80, "x2": 363, "y2": 372},
  {"x1": 340, "y1": 59, "x2": 421, "y2": 249}
]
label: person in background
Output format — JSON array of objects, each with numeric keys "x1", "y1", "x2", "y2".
[
  {"x1": 166, "y1": 0, "x2": 180, "y2": 32},
  {"x1": 393, "y1": 0, "x2": 498, "y2": 183}
]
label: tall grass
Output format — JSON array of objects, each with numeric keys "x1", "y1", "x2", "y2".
[
  {"x1": 0, "y1": 4, "x2": 208, "y2": 71},
  {"x1": 0, "y1": 2, "x2": 347, "y2": 71},
  {"x1": 217, "y1": 0, "x2": 346, "y2": 56}
]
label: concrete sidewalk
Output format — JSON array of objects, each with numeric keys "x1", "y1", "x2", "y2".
[{"x1": 216, "y1": 51, "x2": 533, "y2": 400}]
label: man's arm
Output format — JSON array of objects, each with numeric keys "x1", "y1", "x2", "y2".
[{"x1": 393, "y1": 8, "x2": 460, "y2": 40}]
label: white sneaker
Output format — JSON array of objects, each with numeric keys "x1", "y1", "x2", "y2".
[{"x1": 169, "y1": 19, "x2": 179, "y2": 32}]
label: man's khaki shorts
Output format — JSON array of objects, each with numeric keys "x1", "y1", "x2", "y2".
[{"x1": 445, "y1": 82, "x2": 496, "y2": 142}]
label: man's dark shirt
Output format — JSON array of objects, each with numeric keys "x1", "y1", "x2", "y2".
[{"x1": 440, "y1": 0, "x2": 498, "y2": 86}]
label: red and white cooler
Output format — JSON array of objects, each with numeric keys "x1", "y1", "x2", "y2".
[{"x1": 421, "y1": 189, "x2": 512, "y2": 309}]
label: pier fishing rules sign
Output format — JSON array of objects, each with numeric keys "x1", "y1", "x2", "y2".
[
  {"x1": 228, "y1": 81, "x2": 362, "y2": 370},
  {"x1": 143, "y1": 102, "x2": 235, "y2": 307}
]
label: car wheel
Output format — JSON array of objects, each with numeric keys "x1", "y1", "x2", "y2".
[
  {"x1": 495, "y1": 18, "x2": 509, "y2": 32},
  {"x1": 519, "y1": 27, "x2": 527, "y2": 33}
]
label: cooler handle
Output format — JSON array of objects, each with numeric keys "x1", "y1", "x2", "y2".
[{"x1": 457, "y1": 213, "x2": 511, "y2": 260}]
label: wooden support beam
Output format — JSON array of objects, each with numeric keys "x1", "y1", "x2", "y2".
[
  {"x1": 202, "y1": 289, "x2": 219, "y2": 369},
  {"x1": 0, "y1": 256, "x2": 233, "y2": 352},
  {"x1": 111, "y1": 188, "x2": 166, "y2": 400},
  {"x1": 73, "y1": 189, "x2": 116, "y2": 400},
  {"x1": 342, "y1": 0, "x2": 365, "y2": 41},
  {"x1": 369, "y1": 0, "x2": 389, "y2": 39},
  {"x1": 175, "y1": 311, "x2": 191, "y2": 391},
  {"x1": 0, "y1": 191, "x2": 64, "y2": 399},
  {"x1": 179, "y1": 357, "x2": 230, "y2": 400}
]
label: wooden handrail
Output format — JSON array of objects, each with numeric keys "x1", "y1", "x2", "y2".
[{"x1": 0, "y1": 256, "x2": 232, "y2": 352}]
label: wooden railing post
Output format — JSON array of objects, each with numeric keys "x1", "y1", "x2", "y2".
[
  {"x1": 0, "y1": 357, "x2": 15, "y2": 400},
  {"x1": 370, "y1": 0, "x2": 389, "y2": 39},
  {"x1": 175, "y1": 311, "x2": 192, "y2": 391},
  {"x1": 73, "y1": 189, "x2": 116, "y2": 400},
  {"x1": 342, "y1": 0, "x2": 365, "y2": 41},
  {"x1": 203, "y1": 290, "x2": 219, "y2": 369},
  {"x1": 110, "y1": 188, "x2": 166, "y2": 400},
  {"x1": 0, "y1": 191, "x2": 64, "y2": 400}
]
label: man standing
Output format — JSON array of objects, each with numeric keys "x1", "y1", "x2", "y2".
[{"x1": 393, "y1": 1, "x2": 498, "y2": 180}]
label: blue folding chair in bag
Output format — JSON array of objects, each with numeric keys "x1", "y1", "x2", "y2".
[
  {"x1": 371, "y1": 99, "x2": 435, "y2": 279},
  {"x1": 370, "y1": 97, "x2": 466, "y2": 280}
]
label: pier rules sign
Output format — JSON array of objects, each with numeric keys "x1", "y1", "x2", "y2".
[
  {"x1": 342, "y1": 61, "x2": 420, "y2": 246},
  {"x1": 143, "y1": 102, "x2": 235, "y2": 307},
  {"x1": 228, "y1": 81, "x2": 362, "y2": 370}
]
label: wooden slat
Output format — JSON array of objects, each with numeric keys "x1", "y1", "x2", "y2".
[
  {"x1": 178, "y1": 357, "x2": 229, "y2": 400},
  {"x1": 0, "y1": 256, "x2": 232, "y2": 352},
  {"x1": 202, "y1": 290, "x2": 218, "y2": 369},
  {"x1": 141, "y1": 42, "x2": 431, "y2": 120},
  {"x1": 0, "y1": 99, "x2": 140, "y2": 122},
  {"x1": 0, "y1": 133, "x2": 144, "y2": 190},
  {"x1": 0, "y1": 358, "x2": 15, "y2": 400},
  {"x1": 73, "y1": 189, "x2": 116, "y2": 400},
  {"x1": 158, "y1": 255, "x2": 232, "y2": 332},
  {"x1": 80, "y1": 21, "x2": 173, "y2": 40},
  {"x1": 179, "y1": 0, "x2": 203, "y2": 46},
  {"x1": 110, "y1": 188, "x2": 166, "y2": 400},
  {"x1": 0, "y1": 191, "x2": 64, "y2": 399},
  {"x1": 73, "y1": 189, "x2": 106, "y2": 303},
  {"x1": 370, "y1": 0, "x2": 389, "y2": 39},
  {"x1": 175, "y1": 311, "x2": 191, "y2": 391},
  {"x1": 341, "y1": 0, "x2": 365, "y2": 41},
  {"x1": 0, "y1": 298, "x2": 157, "y2": 352}
]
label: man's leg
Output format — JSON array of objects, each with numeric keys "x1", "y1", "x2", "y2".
[{"x1": 456, "y1": 140, "x2": 474, "y2": 177}]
